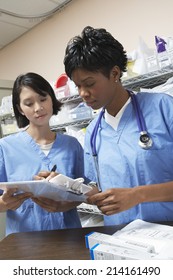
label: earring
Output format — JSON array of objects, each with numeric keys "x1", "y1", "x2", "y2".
[{"x1": 115, "y1": 80, "x2": 118, "y2": 83}]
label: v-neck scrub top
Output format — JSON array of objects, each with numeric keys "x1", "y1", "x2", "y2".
[
  {"x1": 0, "y1": 131, "x2": 84, "y2": 235},
  {"x1": 84, "y1": 92, "x2": 173, "y2": 225}
]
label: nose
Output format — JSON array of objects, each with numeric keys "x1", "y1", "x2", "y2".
[
  {"x1": 78, "y1": 87, "x2": 90, "y2": 99},
  {"x1": 34, "y1": 102, "x2": 43, "y2": 112}
]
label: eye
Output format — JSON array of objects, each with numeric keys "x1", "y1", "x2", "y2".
[
  {"x1": 40, "y1": 96, "x2": 48, "y2": 102},
  {"x1": 86, "y1": 83, "x2": 94, "y2": 87},
  {"x1": 84, "y1": 81, "x2": 95, "y2": 87},
  {"x1": 24, "y1": 102, "x2": 33, "y2": 107}
]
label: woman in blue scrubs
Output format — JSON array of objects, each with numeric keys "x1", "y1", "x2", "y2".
[
  {"x1": 64, "y1": 26, "x2": 173, "y2": 225},
  {"x1": 0, "y1": 72, "x2": 83, "y2": 235}
]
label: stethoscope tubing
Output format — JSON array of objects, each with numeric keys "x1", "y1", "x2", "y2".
[
  {"x1": 130, "y1": 92, "x2": 147, "y2": 133},
  {"x1": 90, "y1": 108, "x2": 105, "y2": 156}
]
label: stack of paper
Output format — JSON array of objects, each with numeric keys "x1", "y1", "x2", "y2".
[
  {"x1": 113, "y1": 219, "x2": 173, "y2": 259},
  {"x1": 86, "y1": 219, "x2": 173, "y2": 260}
]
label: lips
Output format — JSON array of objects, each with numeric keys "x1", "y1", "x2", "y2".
[
  {"x1": 36, "y1": 114, "x2": 46, "y2": 119},
  {"x1": 84, "y1": 100, "x2": 96, "y2": 107}
]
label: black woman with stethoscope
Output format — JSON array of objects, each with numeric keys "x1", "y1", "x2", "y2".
[{"x1": 64, "y1": 25, "x2": 173, "y2": 226}]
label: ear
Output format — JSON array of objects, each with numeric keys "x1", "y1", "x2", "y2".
[
  {"x1": 111, "y1": 66, "x2": 120, "y2": 81},
  {"x1": 17, "y1": 104, "x2": 25, "y2": 115}
]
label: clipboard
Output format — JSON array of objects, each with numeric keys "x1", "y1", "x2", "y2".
[{"x1": 0, "y1": 174, "x2": 92, "y2": 202}]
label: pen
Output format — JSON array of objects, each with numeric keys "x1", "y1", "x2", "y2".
[
  {"x1": 51, "y1": 165, "x2": 57, "y2": 172},
  {"x1": 45, "y1": 165, "x2": 57, "y2": 181}
]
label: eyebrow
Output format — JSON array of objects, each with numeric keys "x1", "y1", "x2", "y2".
[
  {"x1": 21, "y1": 94, "x2": 47, "y2": 102},
  {"x1": 21, "y1": 98, "x2": 32, "y2": 102},
  {"x1": 81, "y1": 77, "x2": 95, "y2": 83}
]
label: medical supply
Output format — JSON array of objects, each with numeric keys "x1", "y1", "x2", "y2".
[
  {"x1": 0, "y1": 117, "x2": 19, "y2": 136},
  {"x1": 85, "y1": 231, "x2": 155, "y2": 253},
  {"x1": 167, "y1": 37, "x2": 173, "y2": 64},
  {"x1": 0, "y1": 95, "x2": 13, "y2": 116},
  {"x1": 146, "y1": 51, "x2": 159, "y2": 73},
  {"x1": 90, "y1": 243, "x2": 156, "y2": 260},
  {"x1": 66, "y1": 79, "x2": 79, "y2": 96},
  {"x1": 113, "y1": 219, "x2": 173, "y2": 258},
  {"x1": 54, "y1": 73, "x2": 70, "y2": 99},
  {"x1": 87, "y1": 220, "x2": 173, "y2": 259},
  {"x1": 155, "y1": 36, "x2": 171, "y2": 69},
  {"x1": 69, "y1": 102, "x2": 92, "y2": 121}
]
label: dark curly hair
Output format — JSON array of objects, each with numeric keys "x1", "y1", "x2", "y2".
[
  {"x1": 64, "y1": 26, "x2": 127, "y2": 79},
  {"x1": 12, "y1": 72, "x2": 62, "y2": 128}
]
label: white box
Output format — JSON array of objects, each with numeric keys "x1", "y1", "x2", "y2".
[
  {"x1": 85, "y1": 231, "x2": 155, "y2": 253},
  {"x1": 90, "y1": 243, "x2": 156, "y2": 260}
]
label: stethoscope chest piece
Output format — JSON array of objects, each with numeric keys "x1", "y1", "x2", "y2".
[{"x1": 138, "y1": 131, "x2": 153, "y2": 149}]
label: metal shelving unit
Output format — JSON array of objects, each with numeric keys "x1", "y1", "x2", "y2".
[
  {"x1": 2, "y1": 67, "x2": 173, "y2": 134},
  {"x1": 0, "y1": 113, "x2": 18, "y2": 138},
  {"x1": 122, "y1": 65, "x2": 173, "y2": 91},
  {"x1": 51, "y1": 118, "x2": 92, "y2": 131},
  {"x1": 58, "y1": 94, "x2": 81, "y2": 103}
]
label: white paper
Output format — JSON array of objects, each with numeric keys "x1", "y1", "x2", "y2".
[
  {"x1": 113, "y1": 219, "x2": 173, "y2": 259},
  {"x1": 0, "y1": 174, "x2": 92, "y2": 202}
]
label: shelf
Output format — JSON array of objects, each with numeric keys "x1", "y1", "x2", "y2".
[
  {"x1": 1, "y1": 67, "x2": 173, "y2": 133},
  {"x1": 122, "y1": 65, "x2": 173, "y2": 90},
  {"x1": 0, "y1": 113, "x2": 15, "y2": 120},
  {"x1": 51, "y1": 118, "x2": 93, "y2": 130},
  {"x1": 57, "y1": 66, "x2": 173, "y2": 102},
  {"x1": 58, "y1": 94, "x2": 81, "y2": 103}
]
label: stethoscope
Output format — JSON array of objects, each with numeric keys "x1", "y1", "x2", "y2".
[{"x1": 90, "y1": 91, "x2": 153, "y2": 191}]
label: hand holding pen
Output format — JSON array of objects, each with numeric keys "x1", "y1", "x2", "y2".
[
  {"x1": 33, "y1": 164, "x2": 58, "y2": 181},
  {"x1": 50, "y1": 164, "x2": 57, "y2": 172},
  {"x1": 45, "y1": 165, "x2": 57, "y2": 181}
]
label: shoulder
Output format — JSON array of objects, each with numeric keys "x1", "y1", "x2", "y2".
[
  {"x1": 0, "y1": 131, "x2": 21, "y2": 146},
  {"x1": 137, "y1": 91, "x2": 173, "y2": 104},
  {"x1": 136, "y1": 92, "x2": 173, "y2": 119},
  {"x1": 85, "y1": 115, "x2": 99, "y2": 135},
  {"x1": 136, "y1": 92, "x2": 173, "y2": 112},
  {"x1": 57, "y1": 132, "x2": 78, "y2": 142},
  {"x1": 56, "y1": 133, "x2": 82, "y2": 148}
]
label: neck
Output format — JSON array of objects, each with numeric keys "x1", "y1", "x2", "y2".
[
  {"x1": 106, "y1": 89, "x2": 130, "y2": 116},
  {"x1": 26, "y1": 125, "x2": 56, "y2": 145}
]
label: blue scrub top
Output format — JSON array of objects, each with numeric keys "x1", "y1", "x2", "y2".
[
  {"x1": 84, "y1": 92, "x2": 173, "y2": 225},
  {"x1": 0, "y1": 131, "x2": 84, "y2": 235}
]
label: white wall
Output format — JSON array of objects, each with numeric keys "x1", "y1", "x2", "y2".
[{"x1": 0, "y1": 0, "x2": 173, "y2": 82}]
